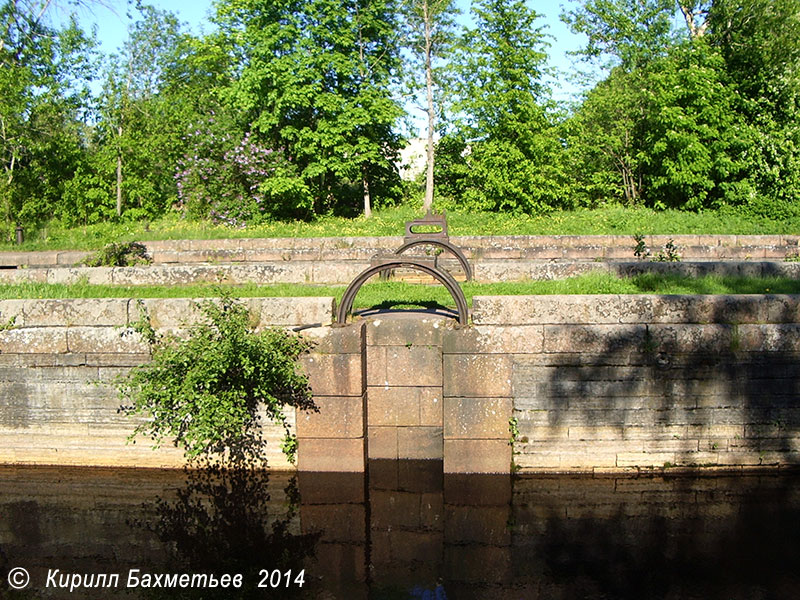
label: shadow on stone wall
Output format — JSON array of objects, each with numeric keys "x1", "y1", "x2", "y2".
[{"x1": 532, "y1": 297, "x2": 800, "y2": 469}]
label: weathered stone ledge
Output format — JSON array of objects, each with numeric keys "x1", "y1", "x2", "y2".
[
  {"x1": 1, "y1": 233, "x2": 798, "y2": 267},
  {"x1": 1, "y1": 259, "x2": 799, "y2": 286}
]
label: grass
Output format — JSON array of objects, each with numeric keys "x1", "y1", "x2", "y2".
[
  {"x1": 2, "y1": 273, "x2": 799, "y2": 309},
  {"x1": 4, "y1": 204, "x2": 799, "y2": 252}
]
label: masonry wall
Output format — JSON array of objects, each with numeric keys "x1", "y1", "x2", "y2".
[
  {"x1": 0, "y1": 297, "x2": 334, "y2": 469},
  {"x1": 472, "y1": 295, "x2": 800, "y2": 473},
  {"x1": 2, "y1": 295, "x2": 800, "y2": 472}
]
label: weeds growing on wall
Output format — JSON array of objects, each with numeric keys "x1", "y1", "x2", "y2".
[
  {"x1": 118, "y1": 294, "x2": 315, "y2": 465},
  {"x1": 82, "y1": 242, "x2": 152, "y2": 267}
]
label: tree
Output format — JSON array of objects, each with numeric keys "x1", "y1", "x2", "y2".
[
  {"x1": 120, "y1": 295, "x2": 315, "y2": 462},
  {"x1": 561, "y1": 0, "x2": 677, "y2": 71},
  {"x1": 0, "y1": 0, "x2": 96, "y2": 237},
  {"x1": 437, "y1": 0, "x2": 566, "y2": 213},
  {"x1": 402, "y1": 0, "x2": 459, "y2": 212},
  {"x1": 638, "y1": 39, "x2": 750, "y2": 209},
  {"x1": 708, "y1": 0, "x2": 800, "y2": 214},
  {"x1": 564, "y1": 67, "x2": 645, "y2": 205},
  {"x1": 95, "y1": 4, "x2": 202, "y2": 221},
  {"x1": 212, "y1": 0, "x2": 404, "y2": 219}
]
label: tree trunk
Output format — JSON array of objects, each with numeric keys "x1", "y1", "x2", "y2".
[
  {"x1": 116, "y1": 125, "x2": 123, "y2": 218},
  {"x1": 422, "y1": 0, "x2": 435, "y2": 213},
  {"x1": 362, "y1": 164, "x2": 372, "y2": 218}
]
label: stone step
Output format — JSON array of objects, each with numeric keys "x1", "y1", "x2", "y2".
[
  {"x1": 0, "y1": 259, "x2": 799, "y2": 287},
  {"x1": 1, "y1": 234, "x2": 799, "y2": 267}
]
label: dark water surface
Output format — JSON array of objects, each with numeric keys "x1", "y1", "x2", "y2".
[{"x1": 1, "y1": 462, "x2": 799, "y2": 599}]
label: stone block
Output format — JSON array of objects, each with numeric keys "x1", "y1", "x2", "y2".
[
  {"x1": 301, "y1": 504, "x2": 366, "y2": 542},
  {"x1": 0, "y1": 300, "x2": 25, "y2": 327},
  {"x1": 444, "y1": 439, "x2": 511, "y2": 473},
  {"x1": 46, "y1": 266, "x2": 112, "y2": 285},
  {"x1": 23, "y1": 299, "x2": 128, "y2": 327},
  {"x1": 0, "y1": 269, "x2": 48, "y2": 283},
  {"x1": 444, "y1": 397, "x2": 512, "y2": 440},
  {"x1": 253, "y1": 297, "x2": 335, "y2": 326},
  {"x1": 84, "y1": 353, "x2": 149, "y2": 367},
  {"x1": 304, "y1": 542, "x2": 366, "y2": 583},
  {"x1": 366, "y1": 344, "x2": 442, "y2": 388},
  {"x1": 302, "y1": 353, "x2": 363, "y2": 397},
  {"x1": 472, "y1": 295, "x2": 630, "y2": 326},
  {"x1": 444, "y1": 473, "x2": 511, "y2": 505},
  {"x1": 387, "y1": 530, "x2": 443, "y2": 564},
  {"x1": 134, "y1": 298, "x2": 197, "y2": 328},
  {"x1": 66, "y1": 327, "x2": 149, "y2": 354},
  {"x1": 312, "y1": 261, "x2": 368, "y2": 284},
  {"x1": 368, "y1": 459, "x2": 400, "y2": 490},
  {"x1": 443, "y1": 325, "x2": 543, "y2": 354},
  {"x1": 0, "y1": 327, "x2": 68, "y2": 354},
  {"x1": 738, "y1": 324, "x2": 800, "y2": 352},
  {"x1": 296, "y1": 396, "x2": 364, "y2": 438},
  {"x1": 543, "y1": 324, "x2": 645, "y2": 354},
  {"x1": 365, "y1": 315, "x2": 449, "y2": 346},
  {"x1": 443, "y1": 355, "x2": 512, "y2": 398},
  {"x1": 301, "y1": 324, "x2": 363, "y2": 354},
  {"x1": 419, "y1": 387, "x2": 443, "y2": 427},
  {"x1": 445, "y1": 505, "x2": 511, "y2": 546},
  {"x1": 370, "y1": 490, "x2": 424, "y2": 530},
  {"x1": 397, "y1": 426, "x2": 443, "y2": 460},
  {"x1": 297, "y1": 471, "x2": 365, "y2": 504},
  {"x1": 368, "y1": 426, "x2": 398, "y2": 459},
  {"x1": 367, "y1": 386, "x2": 442, "y2": 427},
  {"x1": 296, "y1": 437, "x2": 365, "y2": 471},
  {"x1": 368, "y1": 387, "x2": 420, "y2": 426},
  {"x1": 444, "y1": 544, "x2": 512, "y2": 584},
  {"x1": 397, "y1": 460, "x2": 444, "y2": 494}
]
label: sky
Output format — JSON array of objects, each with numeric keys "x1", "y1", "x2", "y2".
[{"x1": 58, "y1": 0, "x2": 591, "y2": 113}]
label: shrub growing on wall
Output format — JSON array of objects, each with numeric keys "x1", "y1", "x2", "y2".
[{"x1": 119, "y1": 295, "x2": 315, "y2": 464}]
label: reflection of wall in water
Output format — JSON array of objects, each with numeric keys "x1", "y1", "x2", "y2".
[{"x1": 4, "y1": 466, "x2": 797, "y2": 599}]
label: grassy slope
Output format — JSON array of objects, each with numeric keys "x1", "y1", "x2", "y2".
[
  {"x1": 2, "y1": 273, "x2": 799, "y2": 308},
  {"x1": 4, "y1": 205, "x2": 799, "y2": 252}
]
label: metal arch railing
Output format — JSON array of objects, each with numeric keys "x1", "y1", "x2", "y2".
[
  {"x1": 394, "y1": 238, "x2": 473, "y2": 282},
  {"x1": 335, "y1": 257, "x2": 469, "y2": 327}
]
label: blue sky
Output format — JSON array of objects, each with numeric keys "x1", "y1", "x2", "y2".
[{"x1": 62, "y1": 0, "x2": 591, "y2": 107}]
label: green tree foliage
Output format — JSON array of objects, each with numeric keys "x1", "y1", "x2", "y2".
[
  {"x1": 212, "y1": 0, "x2": 405, "y2": 218},
  {"x1": 564, "y1": 67, "x2": 644, "y2": 206},
  {"x1": 709, "y1": 0, "x2": 800, "y2": 216},
  {"x1": 94, "y1": 5, "x2": 204, "y2": 222},
  {"x1": 120, "y1": 295, "x2": 315, "y2": 463},
  {"x1": 0, "y1": 0, "x2": 96, "y2": 239},
  {"x1": 638, "y1": 39, "x2": 750, "y2": 209},
  {"x1": 561, "y1": 0, "x2": 676, "y2": 70},
  {"x1": 437, "y1": 0, "x2": 566, "y2": 213},
  {"x1": 402, "y1": 0, "x2": 459, "y2": 212},
  {"x1": 563, "y1": 0, "x2": 800, "y2": 215}
]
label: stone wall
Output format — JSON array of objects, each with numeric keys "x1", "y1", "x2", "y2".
[
  {"x1": 472, "y1": 295, "x2": 800, "y2": 473},
  {"x1": 2, "y1": 295, "x2": 800, "y2": 473},
  {"x1": 2, "y1": 234, "x2": 798, "y2": 267},
  {"x1": 0, "y1": 297, "x2": 334, "y2": 469}
]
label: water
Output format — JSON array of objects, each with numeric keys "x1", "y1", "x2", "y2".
[{"x1": 1, "y1": 461, "x2": 799, "y2": 599}]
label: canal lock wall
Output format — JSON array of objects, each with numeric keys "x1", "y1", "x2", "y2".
[{"x1": 1, "y1": 294, "x2": 800, "y2": 473}]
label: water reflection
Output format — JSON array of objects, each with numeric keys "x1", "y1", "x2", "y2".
[{"x1": 1, "y1": 463, "x2": 799, "y2": 599}]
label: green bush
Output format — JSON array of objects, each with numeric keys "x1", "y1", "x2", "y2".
[
  {"x1": 118, "y1": 295, "x2": 315, "y2": 464},
  {"x1": 83, "y1": 242, "x2": 152, "y2": 267}
]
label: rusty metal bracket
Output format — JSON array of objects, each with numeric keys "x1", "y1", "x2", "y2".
[
  {"x1": 335, "y1": 257, "x2": 469, "y2": 327},
  {"x1": 397, "y1": 211, "x2": 472, "y2": 281}
]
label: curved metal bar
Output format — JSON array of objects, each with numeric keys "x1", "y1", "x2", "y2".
[
  {"x1": 336, "y1": 259, "x2": 469, "y2": 327},
  {"x1": 394, "y1": 238, "x2": 473, "y2": 281}
]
